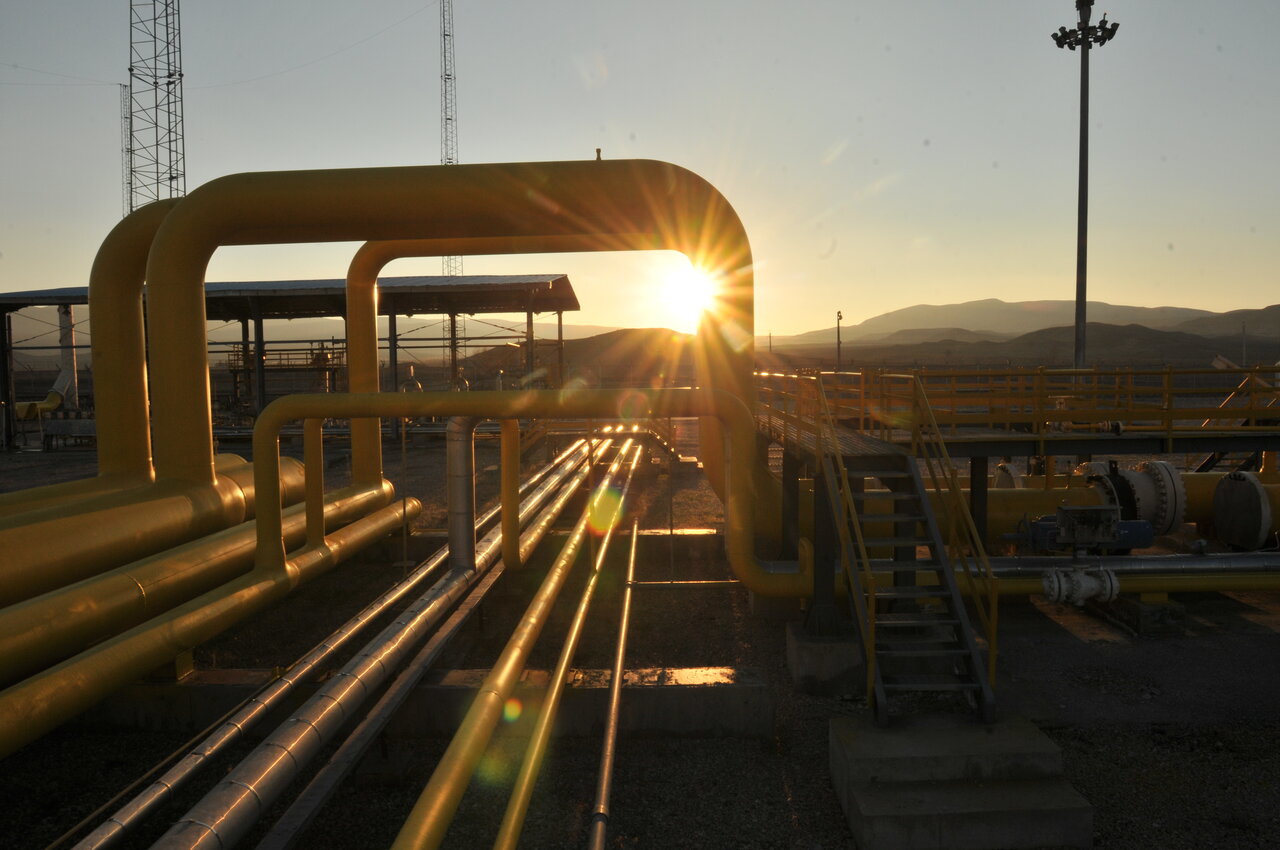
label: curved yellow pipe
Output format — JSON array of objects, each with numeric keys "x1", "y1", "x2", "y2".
[
  {"x1": 0, "y1": 200, "x2": 178, "y2": 518},
  {"x1": 13, "y1": 390, "x2": 62, "y2": 420},
  {"x1": 144, "y1": 162, "x2": 763, "y2": 517}
]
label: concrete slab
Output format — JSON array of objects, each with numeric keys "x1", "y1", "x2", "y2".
[
  {"x1": 829, "y1": 713, "x2": 1093, "y2": 850},
  {"x1": 786, "y1": 620, "x2": 864, "y2": 695},
  {"x1": 850, "y1": 777, "x2": 1093, "y2": 850},
  {"x1": 829, "y1": 714, "x2": 1063, "y2": 786}
]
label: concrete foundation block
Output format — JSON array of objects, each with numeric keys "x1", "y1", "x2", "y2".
[
  {"x1": 849, "y1": 777, "x2": 1093, "y2": 850},
  {"x1": 829, "y1": 713, "x2": 1093, "y2": 850},
  {"x1": 785, "y1": 620, "x2": 864, "y2": 696},
  {"x1": 829, "y1": 714, "x2": 1063, "y2": 786}
]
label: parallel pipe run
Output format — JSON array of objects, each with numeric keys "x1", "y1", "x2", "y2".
[
  {"x1": 255, "y1": 564, "x2": 508, "y2": 850},
  {"x1": 587, "y1": 522, "x2": 640, "y2": 850},
  {"x1": 0, "y1": 481, "x2": 385, "y2": 688},
  {"x1": 493, "y1": 441, "x2": 644, "y2": 850},
  {"x1": 250, "y1": 390, "x2": 805, "y2": 598},
  {"x1": 0, "y1": 496, "x2": 420, "y2": 759},
  {"x1": 157, "y1": 443, "x2": 606, "y2": 850},
  {"x1": 75, "y1": 441, "x2": 588, "y2": 850},
  {"x1": 391, "y1": 441, "x2": 635, "y2": 850}
]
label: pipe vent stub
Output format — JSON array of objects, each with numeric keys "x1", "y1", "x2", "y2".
[
  {"x1": 1213, "y1": 471, "x2": 1273, "y2": 550},
  {"x1": 1135, "y1": 461, "x2": 1187, "y2": 536}
]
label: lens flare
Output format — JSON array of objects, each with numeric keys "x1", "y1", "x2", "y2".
[
  {"x1": 503, "y1": 697, "x2": 522, "y2": 723},
  {"x1": 588, "y1": 486, "x2": 623, "y2": 534}
]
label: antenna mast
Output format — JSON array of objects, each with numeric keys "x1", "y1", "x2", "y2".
[
  {"x1": 440, "y1": 0, "x2": 462, "y2": 275},
  {"x1": 126, "y1": 0, "x2": 186, "y2": 213}
]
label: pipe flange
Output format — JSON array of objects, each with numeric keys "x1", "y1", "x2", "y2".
[{"x1": 1136, "y1": 460, "x2": 1186, "y2": 536}]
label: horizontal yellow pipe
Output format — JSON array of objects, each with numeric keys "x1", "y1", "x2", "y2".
[
  {"x1": 0, "y1": 496, "x2": 419, "y2": 759},
  {"x1": 0, "y1": 481, "x2": 388, "y2": 687},
  {"x1": 253, "y1": 389, "x2": 807, "y2": 597},
  {"x1": 906, "y1": 571, "x2": 1280, "y2": 596},
  {"x1": 0, "y1": 458, "x2": 306, "y2": 608}
]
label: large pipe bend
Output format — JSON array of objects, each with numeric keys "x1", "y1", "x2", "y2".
[
  {"x1": 0, "y1": 200, "x2": 178, "y2": 518},
  {"x1": 145, "y1": 161, "x2": 757, "y2": 496}
]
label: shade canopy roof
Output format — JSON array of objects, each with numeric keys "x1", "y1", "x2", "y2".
[{"x1": 0, "y1": 274, "x2": 579, "y2": 321}]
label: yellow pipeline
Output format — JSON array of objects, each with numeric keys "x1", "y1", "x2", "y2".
[
  {"x1": 392, "y1": 439, "x2": 636, "y2": 850},
  {"x1": 143, "y1": 162, "x2": 776, "y2": 539},
  {"x1": 250, "y1": 390, "x2": 804, "y2": 597},
  {"x1": 0, "y1": 481, "x2": 387, "y2": 687},
  {"x1": 0, "y1": 494, "x2": 419, "y2": 759},
  {"x1": 943, "y1": 572, "x2": 1280, "y2": 596},
  {"x1": 0, "y1": 200, "x2": 178, "y2": 518},
  {"x1": 0, "y1": 457, "x2": 304, "y2": 607}
]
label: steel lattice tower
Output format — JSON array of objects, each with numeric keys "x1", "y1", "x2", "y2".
[
  {"x1": 126, "y1": 0, "x2": 185, "y2": 214},
  {"x1": 440, "y1": 0, "x2": 462, "y2": 276}
]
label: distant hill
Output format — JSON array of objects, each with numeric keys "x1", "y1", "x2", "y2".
[
  {"x1": 774, "y1": 299, "x2": 1219, "y2": 346},
  {"x1": 1173, "y1": 304, "x2": 1280, "y2": 339},
  {"x1": 863, "y1": 327, "x2": 1013, "y2": 345},
  {"x1": 760, "y1": 323, "x2": 1280, "y2": 370},
  {"x1": 462, "y1": 327, "x2": 695, "y2": 386}
]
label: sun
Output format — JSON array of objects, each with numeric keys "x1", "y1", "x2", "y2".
[{"x1": 661, "y1": 265, "x2": 719, "y2": 334}]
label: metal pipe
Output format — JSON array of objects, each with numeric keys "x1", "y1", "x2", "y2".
[
  {"x1": 255, "y1": 552, "x2": 507, "y2": 850},
  {"x1": 0, "y1": 200, "x2": 177, "y2": 519},
  {"x1": 74, "y1": 441, "x2": 589, "y2": 850},
  {"x1": 0, "y1": 474, "x2": 250, "y2": 607},
  {"x1": 494, "y1": 441, "x2": 643, "y2": 850},
  {"x1": 141, "y1": 161, "x2": 757, "y2": 500},
  {"x1": 249, "y1": 389, "x2": 807, "y2": 598},
  {"x1": 156, "y1": 444, "x2": 605, "y2": 850},
  {"x1": 587, "y1": 521, "x2": 640, "y2": 850},
  {"x1": 0, "y1": 497, "x2": 420, "y2": 759},
  {"x1": 984, "y1": 552, "x2": 1280, "y2": 576},
  {"x1": 253, "y1": 446, "x2": 591, "y2": 850},
  {"x1": 0, "y1": 482, "x2": 385, "y2": 688},
  {"x1": 391, "y1": 441, "x2": 633, "y2": 850},
  {"x1": 968, "y1": 571, "x2": 1280, "y2": 596},
  {"x1": 447, "y1": 416, "x2": 478, "y2": 571},
  {"x1": 501, "y1": 419, "x2": 522, "y2": 570}
]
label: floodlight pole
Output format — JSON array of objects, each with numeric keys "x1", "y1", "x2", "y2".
[
  {"x1": 1053, "y1": 0, "x2": 1118, "y2": 370},
  {"x1": 1074, "y1": 3, "x2": 1091, "y2": 371},
  {"x1": 835, "y1": 310, "x2": 843, "y2": 373}
]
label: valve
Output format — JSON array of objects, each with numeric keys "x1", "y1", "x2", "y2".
[{"x1": 1041, "y1": 567, "x2": 1119, "y2": 606}]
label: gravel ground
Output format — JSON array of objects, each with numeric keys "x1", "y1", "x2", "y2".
[{"x1": 2, "y1": 431, "x2": 1280, "y2": 848}]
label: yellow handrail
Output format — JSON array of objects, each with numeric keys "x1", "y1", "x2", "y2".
[{"x1": 893, "y1": 373, "x2": 999, "y2": 686}]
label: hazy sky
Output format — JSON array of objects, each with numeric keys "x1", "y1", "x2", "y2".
[{"x1": 2, "y1": 1, "x2": 1277, "y2": 335}]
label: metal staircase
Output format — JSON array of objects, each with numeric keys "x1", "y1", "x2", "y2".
[{"x1": 811, "y1": 377, "x2": 998, "y2": 725}]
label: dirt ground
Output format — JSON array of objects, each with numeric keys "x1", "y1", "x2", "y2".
[{"x1": 1, "y1": 432, "x2": 1279, "y2": 849}]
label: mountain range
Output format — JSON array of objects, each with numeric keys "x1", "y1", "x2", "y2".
[
  {"x1": 765, "y1": 299, "x2": 1279, "y2": 347},
  {"x1": 8, "y1": 299, "x2": 1279, "y2": 374}
]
